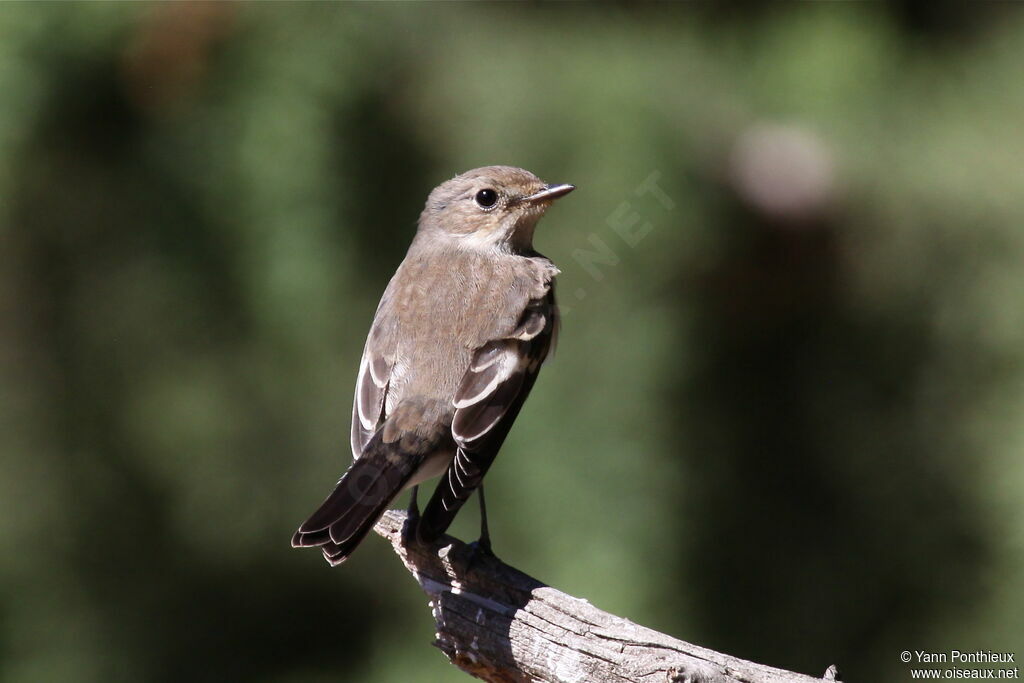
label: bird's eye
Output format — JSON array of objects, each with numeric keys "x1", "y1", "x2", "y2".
[{"x1": 474, "y1": 189, "x2": 498, "y2": 209}]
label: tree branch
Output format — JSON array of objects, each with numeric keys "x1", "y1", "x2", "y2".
[{"x1": 373, "y1": 510, "x2": 840, "y2": 683}]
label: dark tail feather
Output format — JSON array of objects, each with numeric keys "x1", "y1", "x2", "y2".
[
  {"x1": 317, "y1": 511, "x2": 387, "y2": 566},
  {"x1": 292, "y1": 436, "x2": 419, "y2": 564}
]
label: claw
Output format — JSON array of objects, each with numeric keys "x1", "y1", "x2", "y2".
[{"x1": 465, "y1": 538, "x2": 497, "y2": 573}]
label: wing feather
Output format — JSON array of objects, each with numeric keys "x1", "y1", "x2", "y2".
[
  {"x1": 418, "y1": 289, "x2": 558, "y2": 542},
  {"x1": 452, "y1": 341, "x2": 514, "y2": 410},
  {"x1": 350, "y1": 284, "x2": 403, "y2": 458},
  {"x1": 452, "y1": 366, "x2": 526, "y2": 446},
  {"x1": 350, "y1": 348, "x2": 391, "y2": 457}
]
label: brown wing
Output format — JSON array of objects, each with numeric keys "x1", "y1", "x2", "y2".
[
  {"x1": 350, "y1": 343, "x2": 392, "y2": 457},
  {"x1": 349, "y1": 276, "x2": 404, "y2": 458},
  {"x1": 417, "y1": 291, "x2": 557, "y2": 541}
]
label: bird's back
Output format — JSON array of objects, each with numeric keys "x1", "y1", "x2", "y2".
[{"x1": 372, "y1": 242, "x2": 557, "y2": 419}]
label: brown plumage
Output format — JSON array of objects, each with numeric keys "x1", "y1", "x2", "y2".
[{"x1": 291, "y1": 166, "x2": 573, "y2": 565}]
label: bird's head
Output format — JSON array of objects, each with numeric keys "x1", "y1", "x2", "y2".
[{"x1": 418, "y1": 166, "x2": 574, "y2": 252}]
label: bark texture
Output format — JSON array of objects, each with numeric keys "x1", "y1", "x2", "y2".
[{"x1": 373, "y1": 510, "x2": 840, "y2": 683}]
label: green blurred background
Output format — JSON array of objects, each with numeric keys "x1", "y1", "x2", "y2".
[{"x1": 2, "y1": 3, "x2": 1023, "y2": 682}]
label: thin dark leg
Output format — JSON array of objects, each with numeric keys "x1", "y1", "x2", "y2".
[
  {"x1": 408, "y1": 485, "x2": 420, "y2": 518},
  {"x1": 403, "y1": 485, "x2": 420, "y2": 544},
  {"x1": 476, "y1": 484, "x2": 492, "y2": 554},
  {"x1": 460, "y1": 486, "x2": 496, "y2": 572}
]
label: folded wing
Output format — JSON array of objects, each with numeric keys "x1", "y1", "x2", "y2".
[{"x1": 418, "y1": 293, "x2": 557, "y2": 540}]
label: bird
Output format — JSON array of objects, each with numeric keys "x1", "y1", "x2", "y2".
[{"x1": 291, "y1": 166, "x2": 574, "y2": 565}]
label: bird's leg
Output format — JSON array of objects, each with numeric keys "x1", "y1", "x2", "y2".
[
  {"x1": 471, "y1": 484, "x2": 494, "y2": 557},
  {"x1": 477, "y1": 484, "x2": 492, "y2": 552},
  {"x1": 402, "y1": 485, "x2": 420, "y2": 545},
  {"x1": 463, "y1": 485, "x2": 496, "y2": 574}
]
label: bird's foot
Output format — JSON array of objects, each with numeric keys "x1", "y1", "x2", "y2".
[
  {"x1": 402, "y1": 515, "x2": 421, "y2": 547},
  {"x1": 402, "y1": 486, "x2": 421, "y2": 546},
  {"x1": 464, "y1": 536, "x2": 497, "y2": 573}
]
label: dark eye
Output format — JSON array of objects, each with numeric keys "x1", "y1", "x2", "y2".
[{"x1": 474, "y1": 189, "x2": 498, "y2": 208}]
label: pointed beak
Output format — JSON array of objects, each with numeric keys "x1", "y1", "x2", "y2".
[{"x1": 522, "y1": 183, "x2": 575, "y2": 204}]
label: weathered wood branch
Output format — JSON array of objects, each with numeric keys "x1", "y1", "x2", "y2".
[{"x1": 373, "y1": 510, "x2": 841, "y2": 683}]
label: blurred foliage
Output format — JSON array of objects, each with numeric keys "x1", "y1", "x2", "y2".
[{"x1": 2, "y1": 3, "x2": 1023, "y2": 682}]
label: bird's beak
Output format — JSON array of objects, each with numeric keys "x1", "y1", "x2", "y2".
[{"x1": 522, "y1": 183, "x2": 575, "y2": 204}]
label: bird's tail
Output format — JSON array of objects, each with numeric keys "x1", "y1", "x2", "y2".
[{"x1": 291, "y1": 433, "x2": 421, "y2": 565}]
